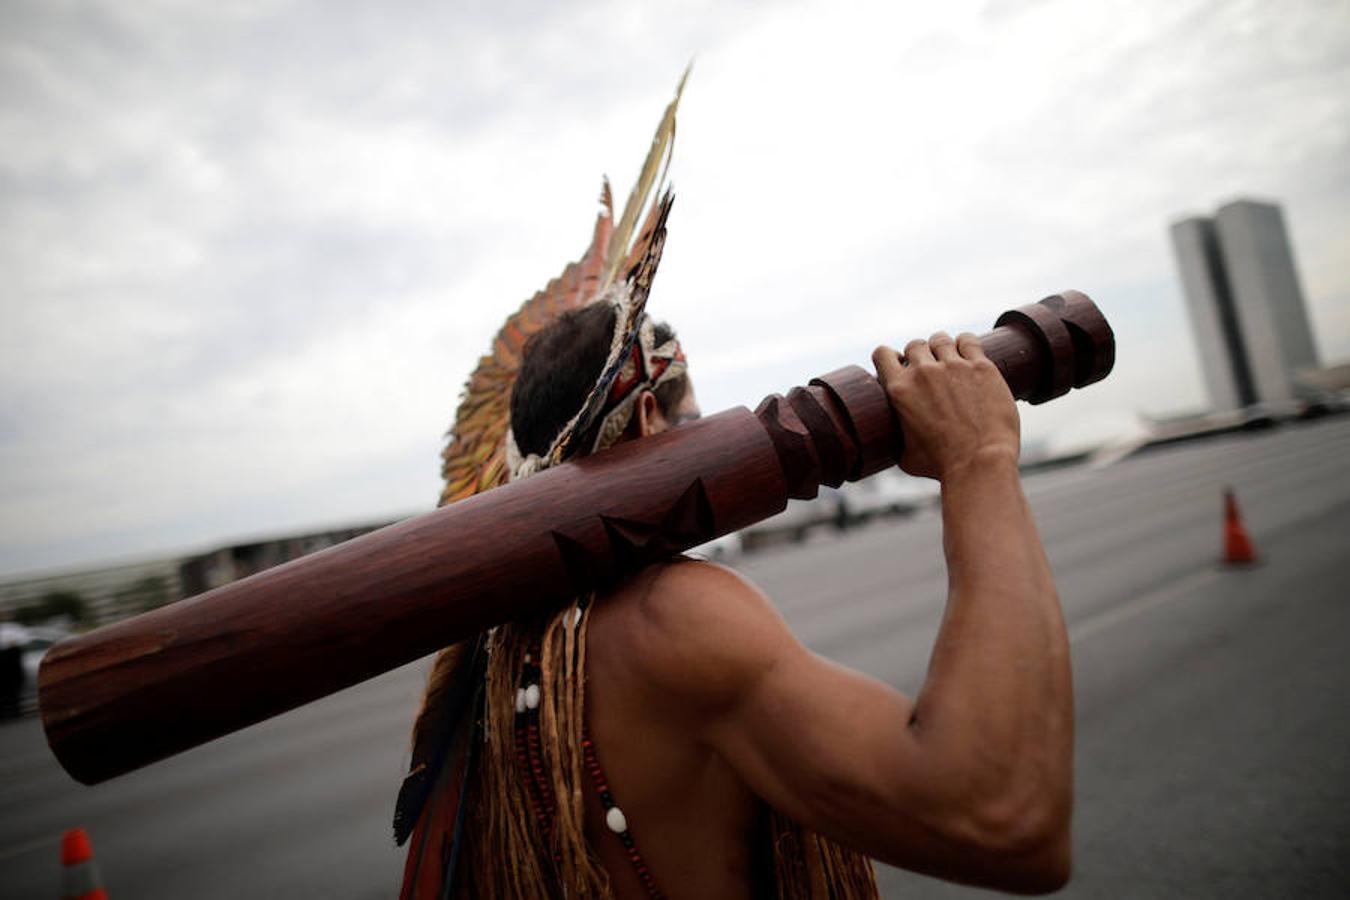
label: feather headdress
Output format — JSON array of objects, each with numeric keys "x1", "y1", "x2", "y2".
[{"x1": 437, "y1": 69, "x2": 687, "y2": 506}]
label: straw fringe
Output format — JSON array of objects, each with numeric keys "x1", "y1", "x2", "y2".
[{"x1": 412, "y1": 602, "x2": 877, "y2": 899}]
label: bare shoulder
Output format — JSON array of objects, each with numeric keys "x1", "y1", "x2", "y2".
[
  {"x1": 630, "y1": 559, "x2": 779, "y2": 639},
  {"x1": 602, "y1": 559, "x2": 797, "y2": 718}
]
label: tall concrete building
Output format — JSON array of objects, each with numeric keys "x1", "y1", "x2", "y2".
[
  {"x1": 1171, "y1": 216, "x2": 1255, "y2": 410},
  {"x1": 1170, "y1": 198, "x2": 1320, "y2": 411}
]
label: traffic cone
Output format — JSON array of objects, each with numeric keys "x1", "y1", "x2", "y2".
[
  {"x1": 61, "y1": 827, "x2": 108, "y2": 900},
  {"x1": 1222, "y1": 488, "x2": 1257, "y2": 565}
]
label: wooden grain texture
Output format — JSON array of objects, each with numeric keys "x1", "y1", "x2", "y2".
[{"x1": 40, "y1": 290, "x2": 1113, "y2": 784}]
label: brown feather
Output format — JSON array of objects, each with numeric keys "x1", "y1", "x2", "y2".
[{"x1": 437, "y1": 197, "x2": 614, "y2": 506}]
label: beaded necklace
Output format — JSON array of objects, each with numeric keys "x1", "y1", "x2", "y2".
[{"x1": 513, "y1": 612, "x2": 665, "y2": 898}]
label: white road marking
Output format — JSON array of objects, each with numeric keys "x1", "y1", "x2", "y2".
[
  {"x1": 1070, "y1": 566, "x2": 1227, "y2": 645},
  {"x1": 0, "y1": 833, "x2": 56, "y2": 863}
]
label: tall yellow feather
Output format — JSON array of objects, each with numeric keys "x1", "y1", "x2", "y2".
[{"x1": 600, "y1": 65, "x2": 689, "y2": 291}]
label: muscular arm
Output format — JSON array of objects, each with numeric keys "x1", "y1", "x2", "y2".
[
  {"x1": 884, "y1": 332, "x2": 1072, "y2": 888},
  {"x1": 906, "y1": 450, "x2": 1072, "y2": 888},
  {"x1": 629, "y1": 333, "x2": 1072, "y2": 893}
]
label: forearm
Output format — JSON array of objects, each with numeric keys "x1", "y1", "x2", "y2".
[{"x1": 911, "y1": 448, "x2": 1073, "y2": 842}]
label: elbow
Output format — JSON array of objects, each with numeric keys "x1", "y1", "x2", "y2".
[
  {"x1": 1001, "y1": 829, "x2": 1071, "y2": 894},
  {"x1": 964, "y1": 789, "x2": 1073, "y2": 894}
]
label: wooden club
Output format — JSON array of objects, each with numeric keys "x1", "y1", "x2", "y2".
[{"x1": 40, "y1": 290, "x2": 1114, "y2": 784}]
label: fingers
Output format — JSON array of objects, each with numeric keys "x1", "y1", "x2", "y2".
[
  {"x1": 879, "y1": 332, "x2": 986, "y2": 376},
  {"x1": 872, "y1": 345, "x2": 905, "y2": 383},
  {"x1": 956, "y1": 332, "x2": 986, "y2": 361},
  {"x1": 929, "y1": 331, "x2": 958, "y2": 362},
  {"x1": 903, "y1": 338, "x2": 936, "y2": 366}
]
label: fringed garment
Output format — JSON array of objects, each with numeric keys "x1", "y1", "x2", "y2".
[{"x1": 398, "y1": 593, "x2": 879, "y2": 900}]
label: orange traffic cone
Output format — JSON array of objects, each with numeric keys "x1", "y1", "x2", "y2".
[
  {"x1": 61, "y1": 828, "x2": 108, "y2": 900},
  {"x1": 1222, "y1": 488, "x2": 1257, "y2": 565}
]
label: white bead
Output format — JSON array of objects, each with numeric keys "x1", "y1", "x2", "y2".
[
  {"x1": 571, "y1": 607, "x2": 583, "y2": 629},
  {"x1": 514, "y1": 688, "x2": 526, "y2": 714},
  {"x1": 524, "y1": 684, "x2": 541, "y2": 710},
  {"x1": 523, "y1": 653, "x2": 532, "y2": 664},
  {"x1": 605, "y1": 806, "x2": 628, "y2": 834}
]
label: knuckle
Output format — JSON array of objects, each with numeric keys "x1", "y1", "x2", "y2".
[{"x1": 957, "y1": 333, "x2": 986, "y2": 357}]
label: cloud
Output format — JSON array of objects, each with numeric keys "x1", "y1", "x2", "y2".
[{"x1": 1, "y1": 0, "x2": 1347, "y2": 575}]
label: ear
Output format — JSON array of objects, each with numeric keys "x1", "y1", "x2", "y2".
[{"x1": 634, "y1": 390, "x2": 667, "y2": 438}]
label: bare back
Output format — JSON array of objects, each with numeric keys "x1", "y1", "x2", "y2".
[{"x1": 583, "y1": 562, "x2": 765, "y2": 899}]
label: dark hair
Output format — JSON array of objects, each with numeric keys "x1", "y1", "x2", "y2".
[{"x1": 509, "y1": 304, "x2": 687, "y2": 458}]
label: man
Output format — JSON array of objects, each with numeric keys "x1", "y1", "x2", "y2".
[
  {"x1": 397, "y1": 78, "x2": 1070, "y2": 899},
  {"x1": 398, "y1": 299, "x2": 1073, "y2": 898}
]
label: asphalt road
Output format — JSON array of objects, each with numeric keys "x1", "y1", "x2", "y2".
[{"x1": 2, "y1": 416, "x2": 1348, "y2": 898}]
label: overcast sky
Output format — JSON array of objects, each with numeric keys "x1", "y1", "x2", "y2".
[{"x1": 2, "y1": 0, "x2": 1348, "y2": 578}]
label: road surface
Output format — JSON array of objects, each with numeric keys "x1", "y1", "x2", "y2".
[{"x1": 2, "y1": 416, "x2": 1348, "y2": 898}]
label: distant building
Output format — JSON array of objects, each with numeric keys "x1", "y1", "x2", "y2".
[
  {"x1": 0, "y1": 558, "x2": 183, "y2": 627},
  {"x1": 1, "y1": 515, "x2": 409, "y2": 628},
  {"x1": 176, "y1": 519, "x2": 401, "y2": 599},
  {"x1": 1170, "y1": 216, "x2": 1256, "y2": 411},
  {"x1": 1170, "y1": 198, "x2": 1320, "y2": 411}
]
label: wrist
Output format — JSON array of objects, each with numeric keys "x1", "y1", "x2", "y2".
[{"x1": 938, "y1": 445, "x2": 1020, "y2": 484}]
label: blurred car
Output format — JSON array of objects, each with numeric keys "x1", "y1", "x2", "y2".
[
  {"x1": 741, "y1": 472, "x2": 941, "y2": 551},
  {"x1": 0, "y1": 623, "x2": 68, "y2": 716},
  {"x1": 23, "y1": 626, "x2": 68, "y2": 707},
  {"x1": 742, "y1": 489, "x2": 846, "y2": 549},
  {"x1": 690, "y1": 531, "x2": 743, "y2": 561},
  {"x1": 839, "y1": 470, "x2": 939, "y2": 523}
]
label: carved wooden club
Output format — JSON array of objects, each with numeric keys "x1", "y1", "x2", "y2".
[{"x1": 39, "y1": 290, "x2": 1113, "y2": 784}]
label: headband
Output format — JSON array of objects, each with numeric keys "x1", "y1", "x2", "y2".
[{"x1": 505, "y1": 299, "x2": 686, "y2": 481}]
